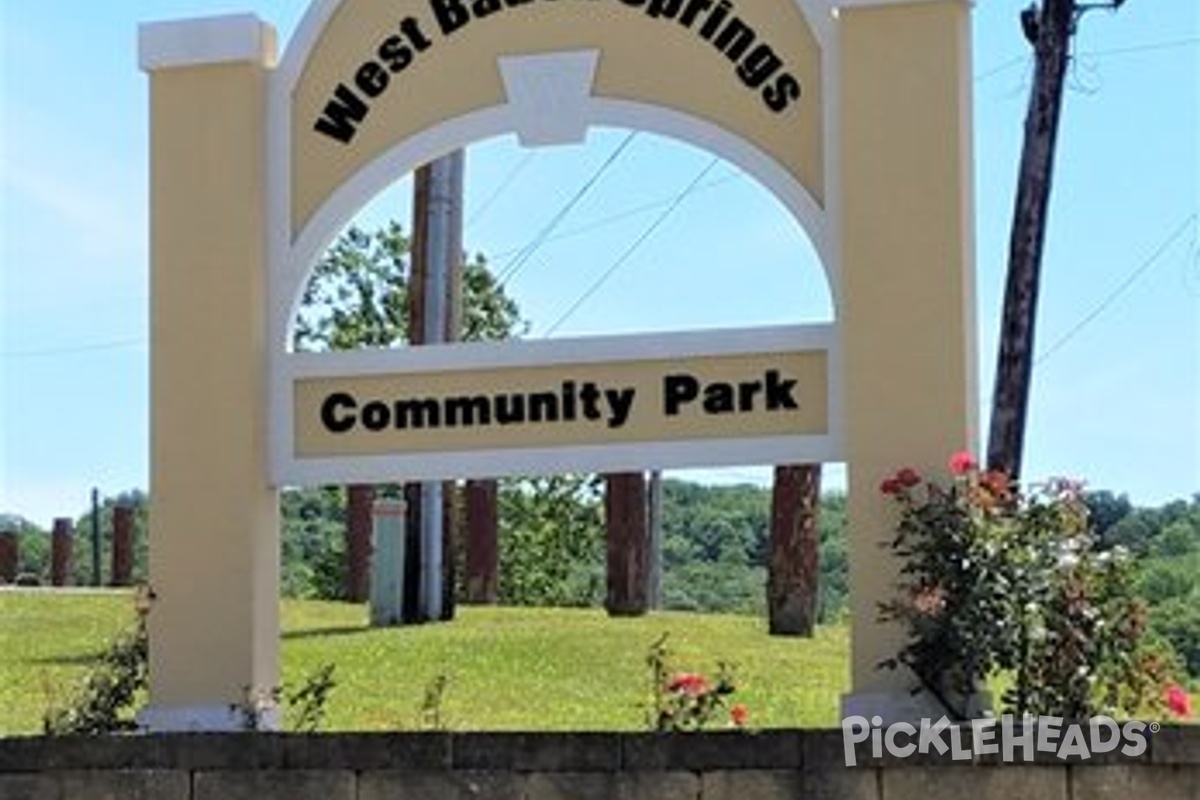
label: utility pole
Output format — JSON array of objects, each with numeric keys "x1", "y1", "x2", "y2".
[
  {"x1": 646, "y1": 470, "x2": 663, "y2": 610},
  {"x1": 988, "y1": 0, "x2": 1126, "y2": 478},
  {"x1": 407, "y1": 151, "x2": 465, "y2": 623}
]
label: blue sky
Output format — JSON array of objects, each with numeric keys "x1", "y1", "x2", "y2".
[{"x1": 1, "y1": 1, "x2": 1197, "y2": 525}]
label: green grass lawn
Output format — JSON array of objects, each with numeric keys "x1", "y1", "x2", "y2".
[{"x1": 0, "y1": 589, "x2": 849, "y2": 736}]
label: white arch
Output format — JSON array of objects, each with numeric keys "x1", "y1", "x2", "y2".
[{"x1": 267, "y1": 0, "x2": 842, "y2": 352}]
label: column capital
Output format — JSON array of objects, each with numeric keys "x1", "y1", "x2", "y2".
[{"x1": 139, "y1": 14, "x2": 277, "y2": 72}]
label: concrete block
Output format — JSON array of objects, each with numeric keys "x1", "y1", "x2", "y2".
[
  {"x1": 1069, "y1": 765, "x2": 1199, "y2": 800},
  {"x1": 192, "y1": 769, "x2": 354, "y2": 800},
  {"x1": 451, "y1": 733, "x2": 620, "y2": 772},
  {"x1": 0, "y1": 774, "x2": 59, "y2": 800},
  {"x1": 1153, "y1": 727, "x2": 1200, "y2": 765},
  {"x1": 616, "y1": 771, "x2": 700, "y2": 800},
  {"x1": 281, "y1": 733, "x2": 450, "y2": 770},
  {"x1": 58, "y1": 770, "x2": 190, "y2": 800},
  {"x1": 526, "y1": 772, "x2": 617, "y2": 800},
  {"x1": 699, "y1": 769, "x2": 800, "y2": 800},
  {"x1": 358, "y1": 769, "x2": 525, "y2": 800},
  {"x1": 799, "y1": 767, "x2": 880, "y2": 800},
  {"x1": 155, "y1": 733, "x2": 286, "y2": 770},
  {"x1": 882, "y1": 765, "x2": 1068, "y2": 800},
  {"x1": 623, "y1": 732, "x2": 800, "y2": 771}
]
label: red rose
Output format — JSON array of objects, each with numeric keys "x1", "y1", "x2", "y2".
[
  {"x1": 1165, "y1": 684, "x2": 1193, "y2": 719},
  {"x1": 880, "y1": 477, "x2": 902, "y2": 496},
  {"x1": 896, "y1": 468, "x2": 921, "y2": 488},
  {"x1": 667, "y1": 673, "x2": 709, "y2": 697},
  {"x1": 948, "y1": 451, "x2": 977, "y2": 475},
  {"x1": 730, "y1": 703, "x2": 749, "y2": 727}
]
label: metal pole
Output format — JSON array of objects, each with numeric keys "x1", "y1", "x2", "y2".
[
  {"x1": 91, "y1": 488, "x2": 102, "y2": 587},
  {"x1": 370, "y1": 498, "x2": 407, "y2": 626},
  {"x1": 415, "y1": 151, "x2": 464, "y2": 622},
  {"x1": 647, "y1": 470, "x2": 663, "y2": 610}
]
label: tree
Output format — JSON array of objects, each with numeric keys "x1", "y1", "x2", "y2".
[
  {"x1": 987, "y1": 0, "x2": 1128, "y2": 478},
  {"x1": 293, "y1": 221, "x2": 524, "y2": 602}
]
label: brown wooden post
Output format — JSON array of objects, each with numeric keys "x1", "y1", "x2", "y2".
[
  {"x1": 51, "y1": 518, "x2": 74, "y2": 587},
  {"x1": 768, "y1": 464, "x2": 821, "y2": 636},
  {"x1": 464, "y1": 479, "x2": 499, "y2": 604},
  {"x1": 111, "y1": 506, "x2": 135, "y2": 587},
  {"x1": 0, "y1": 530, "x2": 18, "y2": 583},
  {"x1": 346, "y1": 484, "x2": 374, "y2": 602},
  {"x1": 605, "y1": 472, "x2": 649, "y2": 617}
]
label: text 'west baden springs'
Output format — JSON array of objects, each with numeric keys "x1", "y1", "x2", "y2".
[{"x1": 314, "y1": 0, "x2": 803, "y2": 144}]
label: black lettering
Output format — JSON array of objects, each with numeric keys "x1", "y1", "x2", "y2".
[
  {"x1": 703, "y1": 383, "x2": 735, "y2": 414},
  {"x1": 445, "y1": 396, "x2": 491, "y2": 427},
  {"x1": 678, "y1": 0, "x2": 712, "y2": 27},
  {"x1": 394, "y1": 399, "x2": 441, "y2": 428},
  {"x1": 646, "y1": 0, "x2": 682, "y2": 19},
  {"x1": 606, "y1": 388, "x2": 636, "y2": 429},
  {"x1": 737, "y1": 44, "x2": 781, "y2": 89},
  {"x1": 699, "y1": 0, "x2": 731, "y2": 40},
  {"x1": 764, "y1": 73, "x2": 802, "y2": 113},
  {"x1": 579, "y1": 383, "x2": 603, "y2": 421},
  {"x1": 472, "y1": 0, "x2": 504, "y2": 18},
  {"x1": 355, "y1": 61, "x2": 390, "y2": 99},
  {"x1": 529, "y1": 392, "x2": 560, "y2": 423},
  {"x1": 313, "y1": 84, "x2": 369, "y2": 144},
  {"x1": 399, "y1": 17, "x2": 433, "y2": 51},
  {"x1": 664, "y1": 374, "x2": 699, "y2": 415},
  {"x1": 714, "y1": 18, "x2": 755, "y2": 62},
  {"x1": 361, "y1": 401, "x2": 391, "y2": 431},
  {"x1": 764, "y1": 370, "x2": 799, "y2": 410},
  {"x1": 431, "y1": 0, "x2": 471, "y2": 34},
  {"x1": 378, "y1": 35, "x2": 413, "y2": 73},
  {"x1": 495, "y1": 394, "x2": 526, "y2": 425},
  {"x1": 561, "y1": 381, "x2": 578, "y2": 421},
  {"x1": 320, "y1": 392, "x2": 358, "y2": 433},
  {"x1": 738, "y1": 379, "x2": 763, "y2": 411}
]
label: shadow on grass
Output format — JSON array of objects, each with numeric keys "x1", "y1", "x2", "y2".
[
  {"x1": 282, "y1": 624, "x2": 373, "y2": 642},
  {"x1": 24, "y1": 651, "x2": 105, "y2": 667}
]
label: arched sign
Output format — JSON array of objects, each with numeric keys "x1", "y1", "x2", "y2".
[{"x1": 139, "y1": 0, "x2": 976, "y2": 730}]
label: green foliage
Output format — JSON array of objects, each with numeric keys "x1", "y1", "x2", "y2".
[
  {"x1": 498, "y1": 475, "x2": 604, "y2": 606},
  {"x1": 880, "y1": 459, "x2": 1182, "y2": 720},
  {"x1": 294, "y1": 221, "x2": 524, "y2": 352},
  {"x1": 419, "y1": 673, "x2": 452, "y2": 731},
  {"x1": 645, "y1": 634, "x2": 739, "y2": 732},
  {"x1": 1154, "y1": 597, "x2": 1200, "y2": 677},
  {"x1": 43, "y1": 616, "x2": 148, "y2": 735},
  {"x1": 281, "y1": 487, "x2": 349, "y2": 600},
  {"x1": 286, "y1": 663, "x2": 338, "y2": 733}
]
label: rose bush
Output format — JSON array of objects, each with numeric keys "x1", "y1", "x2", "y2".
[{"x1": 879, "y1": 452, "x2": 1187, "y2": 721}]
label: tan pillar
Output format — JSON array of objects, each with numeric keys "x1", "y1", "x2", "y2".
[
  {"x1": 837, "y1": 0, "x2": 977, "y2": 720},
  {"x1": 138, "y1": 15, "x2": 280, "y2": 731}
]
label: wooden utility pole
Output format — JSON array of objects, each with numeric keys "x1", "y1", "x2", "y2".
[
  {"x1": 988, "y1": 0, "x2": 1125, "y2": 478},
  {"x1": 345, "y1": 484, "x2": 373, "y2": 602}
]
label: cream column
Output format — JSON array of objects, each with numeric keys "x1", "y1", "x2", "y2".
[
  {"x1": 138, "y1": 15, "x2": 281, "y2": 731},
  {"x1": 836, "y1": 0, "x2": 978, "y2": 720}
]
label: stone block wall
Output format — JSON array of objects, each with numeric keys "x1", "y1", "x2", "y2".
[{"x1": 0, "y1": 728, "x2": 1195, "y2": 799}]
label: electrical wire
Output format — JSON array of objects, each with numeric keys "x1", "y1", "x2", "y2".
[
  {"x1": 1035, "y1": 213, "x2": 1197, "y2": 366},
  {"x1": 494, "y1": 132, "x2": 638, "y2": 288},
  {"x1": 543, "y1": 157, "x2": 721, "y2": 337},
  {"x1": 465, "y1": 151, "x2": 536, "y2": 230},
  {"x1": 1, "y1": 337, "x2": 147, "y2": 359}
]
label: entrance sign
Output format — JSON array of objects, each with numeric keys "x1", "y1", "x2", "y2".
[
  {"x1": 140, "y1": 0, "x2": 977, "y2": 731},
  {"x1": 283, "y1": 326, "x2": 838, "y2": 483}
]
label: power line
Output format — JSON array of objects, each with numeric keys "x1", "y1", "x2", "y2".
[
  {"x1": 543, "y1": 157, "x2": 721, "y2": 337},
  {"x1": 1035, "y1": 213, "x2": 1197, "y2": 366},
  {"x1": 465, "y1": 151, "x2": 536, "y2": 230},
  {"x1": 494, "y1": 132, "x2": 638, "y2": 289},
  {"x1": 488, "y1": 172, "x2": 740, "y2": 261},
  {"x1": 1, "y1": 337, "x2": 147, "y2": 359},
  {"x1": 974, "y1": 36, "x2": 1198, "y2": 84}
]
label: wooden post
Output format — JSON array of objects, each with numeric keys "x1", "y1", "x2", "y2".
[
  {"x1": 605, "y1": 472, "x2": 648, "y2": 617},
  {"x1": 465, "y1": 479, "x2": 499, "y2": 604},
  {"x1": 111, "y1": 506, "x2": 135, "y2": 588},
  {"x1": 346, "y1": 484, "x2": 374, "y2": 602},
  {"x1": 0, "y1": 530, "x2": 17, "y2": 583},
  {"x1": 768, "y1": 465, "x2": 821, "y2": 636},
  {"x1": 51, "y1": 518, "x2": 74, "y2": 587}
]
